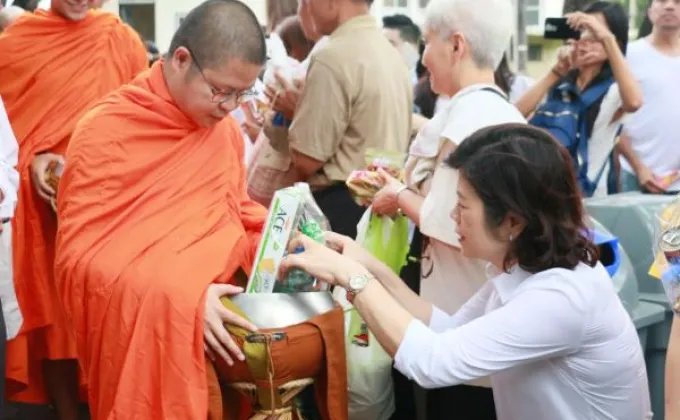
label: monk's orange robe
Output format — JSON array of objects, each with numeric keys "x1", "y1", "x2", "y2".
[
  {"x1": 55, "y1": 62, "x2": 267, "y2": 420},
  {"x1": 0, "y1": 9, "x2": 148, "y2": 402}
]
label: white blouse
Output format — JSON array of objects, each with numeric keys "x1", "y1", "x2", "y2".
[{"x1": 394, "y1": 262, "x2": 652, "y2": 420}]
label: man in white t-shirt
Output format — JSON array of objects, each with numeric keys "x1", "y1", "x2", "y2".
[{"x1": 618, "y1": 0, "x2": 680, "y2": 193}]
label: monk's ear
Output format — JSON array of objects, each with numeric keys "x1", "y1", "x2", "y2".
[{"x1": 170, "y1": 46, "x2": 193, "y2": 72}]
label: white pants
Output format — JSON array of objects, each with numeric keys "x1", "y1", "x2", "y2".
[{"x1": 0, "y1": 224, "x2": 21, "y2": 340}]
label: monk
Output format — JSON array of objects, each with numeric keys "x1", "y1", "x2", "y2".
[
  {"x1": 0, "y1": 0, "x2": 147, "y2": 418},
  {"x1": 54, "y1": 0, "x2": 267, "y2": 418}
]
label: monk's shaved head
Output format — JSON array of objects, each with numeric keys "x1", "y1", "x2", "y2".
[{"x1": 168, "y1": 0, "x2": 266, "y2": 70}]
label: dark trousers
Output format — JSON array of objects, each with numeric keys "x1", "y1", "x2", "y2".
[
  {"x1": 426, "y1": 385, "x2": 497, "y2": 419},
  {"x1": 312, "y1": 184, "x2": 365, "y2": 238},
  {"x1": 391, "y1": 229, "x2": 422, "y2": 420}
]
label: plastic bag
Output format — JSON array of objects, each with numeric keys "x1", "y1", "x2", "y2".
[
  {"x1": 263, "y1": 33, "x2": 304, "y2": 96},
  {"x1": 247, "y1": 183, "x2": 331, "y2": 293},
  {"x1": 332, "y1": 209, "x2": 410, "y2": 420},
  {"x1": 649, "y1": 194, "x2": 680, "y2": 315},
  {"x1": 346, "y1": 149, "x2": 406, "y2": 207},
  {"x1": 364, "y1": 148, "x2": 406, "y2": 181},
  {"x1": 275, "y1": 183, "x2": 331, "y2": 293}
]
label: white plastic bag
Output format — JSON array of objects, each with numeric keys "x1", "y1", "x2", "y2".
[
  {"x1": 332, "y1": 209, "x2": 395, "y2": 420},
  {"x1": 263, "y1": 33, "x2": 304, "y2": 91}
]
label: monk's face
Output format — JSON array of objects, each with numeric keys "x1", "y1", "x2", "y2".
[
  {"x1": 52, "y1": 0, "x2": 89, "y2": 21},
  {"x1": 89, "y1": 0, "x2": 106, "y2": 9},
  {"x1": 168, "y1": 47, "x2": 263, "y2": 128}
]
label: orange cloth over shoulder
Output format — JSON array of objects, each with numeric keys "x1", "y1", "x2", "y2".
[
  {"x1": 0, "y1": 9, "x2": 148, "y2": 402},
  {"x1": 55, "y1": 62, "x2": 266, "y2": 420}
]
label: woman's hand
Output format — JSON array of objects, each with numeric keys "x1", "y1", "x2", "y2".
[
  {"x1": 279, "y1": 234, "x2": 371, "y2": 289},
  {"x1": 372, "y1": 168, "x2": 405, "y2": 217},
  {"x1": 203, "y1": 284, "x2": 257, "y2": 366},
  {"x1": 554, "y1": 43, "x2": 576, "y2": 76},
  {"x1": 264, "y1": 72, "x2": 305, "y2": 121},
  {"x1": 566, "y1": 12, "x2": 615, "y2": 43},
  {"x1": 30, "y1": 153, "x2": 64, "y2": 203},
  {"x1": 637, "y1": 165, "x2": 666, "y2": 194}
]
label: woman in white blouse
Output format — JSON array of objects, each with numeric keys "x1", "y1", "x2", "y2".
[{"x1": 280, "y1": 123, "x2": 652, "y2": 420}]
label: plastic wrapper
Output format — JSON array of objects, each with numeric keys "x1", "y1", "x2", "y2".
[
  {"x1": 261, "y1": 33, "x2": 305, "y2": 109},
  {"x1": 346, "y1": 171, "x2": 384, "y2": 207},
  {"x1": 346, "y1": 149, "x2": 406, "y2": 207},
  {"x1": 649, "y1": 194, "x2": 680, "y2": 316},
  {"x1": 246, "y1": 183, "x2": 331, "y2": 294},
  {"x1": 365, "y1": 149, "x2": 405, "y2": 181}
]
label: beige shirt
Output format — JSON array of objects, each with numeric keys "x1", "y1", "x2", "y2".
[{"x1": 289, "y1": 15, "x2": 412, "y2": 189}]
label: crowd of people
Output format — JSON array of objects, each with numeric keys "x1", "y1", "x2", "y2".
[{"x1": 0, "y1": 0, "x2": 679, "y2": 419}]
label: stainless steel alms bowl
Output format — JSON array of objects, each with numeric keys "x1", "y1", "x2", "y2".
[{"x1": 230, "y1": 291, "x2": 336, "y2": 329}]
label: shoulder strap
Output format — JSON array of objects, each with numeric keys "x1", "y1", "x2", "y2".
[
  {"x1": 479, "y1": 87, "x2": 509, "y2": 102},
  {"x1": 575, "y1": 79, "x2": 615, "y2": 183},
  {"x1": 580, "y1": 79, "x2": 615, "y2": 107}
]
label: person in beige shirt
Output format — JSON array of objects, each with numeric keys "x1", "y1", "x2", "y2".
[{"x1": 286, "y1": 0, "x2": 412, "y2": 238}]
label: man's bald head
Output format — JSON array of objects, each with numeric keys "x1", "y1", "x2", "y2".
[{"x1": 168, "y1": 0, "x2": 266, "y2": 71}]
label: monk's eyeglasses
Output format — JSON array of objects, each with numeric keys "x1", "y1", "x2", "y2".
[{"x1": 184, "y1": 46, "x2": 256, "y2": 105}]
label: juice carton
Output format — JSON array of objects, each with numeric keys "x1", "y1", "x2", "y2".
[{"x1": 246, "y1": 187, "x2": 304, "y2": 293}]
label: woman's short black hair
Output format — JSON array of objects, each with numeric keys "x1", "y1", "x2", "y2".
[{"x1": 444, "y1": 124, "x2": 599, "y2": 274}]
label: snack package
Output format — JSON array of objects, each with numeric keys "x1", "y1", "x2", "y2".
[
  {"x1": 246, "y1": 183, "x2": 331, "y2": 294},
  {"x1": 346, "y1": 149, "x2": 406, "y2": 206},
  {"x1": 365, "y1": 148, "x2": 405, "y2": 181},
  {"x1": 346, "y1": 171, "x2": 384, "y2": 207},
  {"x1": 649, "y1": 194, "x2": 680, "y2": 315}
]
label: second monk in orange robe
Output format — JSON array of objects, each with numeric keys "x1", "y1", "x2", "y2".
[
  {"x1": 55, "y1": 1, "x2": 268, "y2": 418},
  {"x1": 0, "y1": 0, "x2": 147, "y2": 417}
]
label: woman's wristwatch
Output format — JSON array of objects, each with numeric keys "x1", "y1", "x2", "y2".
[{"x1": 346, "y1": 273, "x2": 375, "y2": 304}]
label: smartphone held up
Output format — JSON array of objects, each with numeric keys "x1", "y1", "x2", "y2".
[{"x1": 544, "y1": 17, "x2": 581, "y2": 40}]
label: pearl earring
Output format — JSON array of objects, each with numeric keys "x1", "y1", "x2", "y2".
[{"x1": 509, "y1": 233, "x2": 514, "y2": 241}]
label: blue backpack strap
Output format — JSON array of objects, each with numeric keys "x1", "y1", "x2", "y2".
[{"x1": 575, "y1": 78, "x2": 614, "y2": 195}]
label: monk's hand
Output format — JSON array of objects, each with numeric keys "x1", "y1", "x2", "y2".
[
  {"x1": 203, "y1": 284, "x2": 257, "y2": 366},
  {"x1": 31, "y1": 153, "x2": 64, "y2": 203}
]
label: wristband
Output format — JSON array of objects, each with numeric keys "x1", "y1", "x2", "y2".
[{"x1": 551, "y1": 68, "x2": 566, "y2": 79}]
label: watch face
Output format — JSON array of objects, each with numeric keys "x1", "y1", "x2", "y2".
[{"x1": 349, "y1": 274, "x2": 369, "y2": 291}]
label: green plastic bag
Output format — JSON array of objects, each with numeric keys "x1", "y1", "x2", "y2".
[
  {"x1": 361, "y1": 212, "x2": 410, "y2": 274},
  {"x1": 339, "y1": 210, "x2": 410, "y2": 419},
  {"x1": 348, "y1": 212, "x2": 410, "y2": 346}
]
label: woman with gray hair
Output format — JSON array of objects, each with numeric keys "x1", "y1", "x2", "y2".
[{"x1": 371, "y1": 0, "x2": 525, "y2": 418}]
